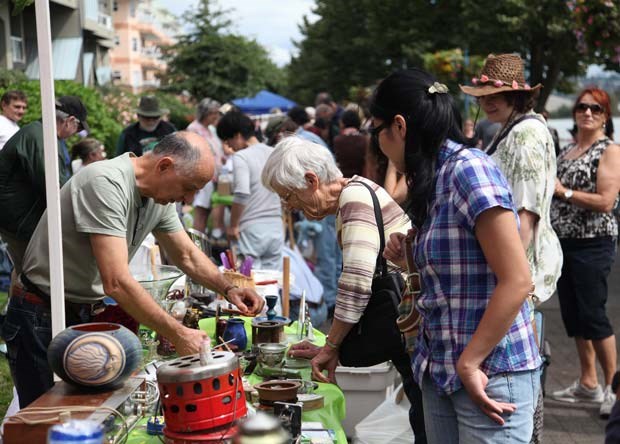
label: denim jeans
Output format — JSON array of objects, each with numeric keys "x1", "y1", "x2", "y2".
[
  {"x1": 2, "y1": 296, "x2": 54, "y2": 408},
  {"x1": 1, "y1": 294, "x2": 91, "y2": 408},
  {"x1": 313, "y1": 214, "x2": 342, "y2": 310},
  {"x1": 421, "y1": 370, "x2": 540, "y2": 444}
]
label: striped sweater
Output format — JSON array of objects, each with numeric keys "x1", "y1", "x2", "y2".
[{"x1": 334, "y1": 176, "x2": 411, "y2": 324}]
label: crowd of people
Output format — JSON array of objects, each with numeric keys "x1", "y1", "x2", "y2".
[{"x1": 0, "y1": 51, "x2": 619, "y2": 443}]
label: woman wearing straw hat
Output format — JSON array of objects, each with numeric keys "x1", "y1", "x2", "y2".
[{"x1": 460, "y1": 53, "x2": 563, "y2": 443}]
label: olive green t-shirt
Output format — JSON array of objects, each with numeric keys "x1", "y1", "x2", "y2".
[{"x1": 22, "y1": 153, "x2": 183, "y2": 303}]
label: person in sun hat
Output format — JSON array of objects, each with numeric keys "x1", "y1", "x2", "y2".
[
  {"x1": 461, "y1": 53, "x2": 562, "y2": 442},
  {"x1": 116, "y1": 95, "x2": 176, "y2": 156}
]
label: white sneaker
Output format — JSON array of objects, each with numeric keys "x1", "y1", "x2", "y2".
[
  {"x1": 552, "y1": 379, "x2": 604, "y2": 403},
  {"x1": 600, "y1": 385, "x2": 617, "y2": 418}
]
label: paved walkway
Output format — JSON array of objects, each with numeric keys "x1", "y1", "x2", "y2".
[{"x1": 539, "y1": 251, "x2": 620, "y2": 444}]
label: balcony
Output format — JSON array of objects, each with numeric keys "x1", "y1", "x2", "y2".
[
  {"x1": 51, "y1": 0, "x2": 78, "y2": 8},
  {"x1": 141, "y1": 46, "x2": 161, "y2": 58},
  {"x1": 82, "y1": 0, "x2": 114, "y2": 40},
  {"x1": 141, "y1": 79, "x2": 160, "y2": 88}
]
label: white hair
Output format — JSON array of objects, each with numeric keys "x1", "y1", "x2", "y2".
[{"x1": 262, "y1": 136, "x2": 343, "y2": 191}]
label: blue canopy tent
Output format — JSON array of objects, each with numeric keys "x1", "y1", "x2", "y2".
[{"x1": 232, "y1": 90, "x2": 297, "y2": 115}]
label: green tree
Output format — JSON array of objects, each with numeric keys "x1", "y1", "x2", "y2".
[
  {"x1": 160, "y1": 0, "x2": 285, "y2": 102},
  {"x1": 289, "y1": 0, "x2": 620, "y2": 110}
]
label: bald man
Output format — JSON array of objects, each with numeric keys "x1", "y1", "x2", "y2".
[{"x1": 3, "y1": 131, "x2": 264, "y2": 408}]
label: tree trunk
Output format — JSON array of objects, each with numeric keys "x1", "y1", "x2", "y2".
[{"x1": 536, "y1": 60, "x2": 561, "y2": 112}]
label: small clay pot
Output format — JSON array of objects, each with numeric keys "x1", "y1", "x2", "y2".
[{"x1": 254, "y1": 380, "x2": 302, "y2": 402}]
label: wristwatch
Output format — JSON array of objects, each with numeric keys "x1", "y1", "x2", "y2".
[{"x1": 563, "y1": 189, "x2": 574, "y2": 200}]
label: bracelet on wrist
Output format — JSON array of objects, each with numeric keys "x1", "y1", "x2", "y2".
[
  {"x1": 325, "y1": 338, "x2": 340, "y2": 350},
  {"x1": 222, "y1": 284, "x2": 239, "y2": 299}
]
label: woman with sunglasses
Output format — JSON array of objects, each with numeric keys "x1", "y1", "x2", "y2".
[
  {"x1": 550, "y1": 87, "x2": 620, "y2": 418},
  {"x1": 375, "y1": 68, "x2": 540, "y2": 444}
]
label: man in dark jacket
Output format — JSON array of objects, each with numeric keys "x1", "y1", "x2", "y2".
[
  {"x1": 116, "y1": 95, "x2": 176, "y2": 156},
  {"x1": 0, "y1": 96, "x2": 88, "y2": 275}
]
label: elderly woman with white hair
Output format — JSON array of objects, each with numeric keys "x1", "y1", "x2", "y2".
[{"x1": 262, "y1": 135, "x2": 427, "y2": 443}]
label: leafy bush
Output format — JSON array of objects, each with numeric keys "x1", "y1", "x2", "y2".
[
  {"x1": 0, "y1": 78, "x2": 123, "y2": 158},
  {"x1": 0, "y1": 75, "x2": 195, "y2": 157}
]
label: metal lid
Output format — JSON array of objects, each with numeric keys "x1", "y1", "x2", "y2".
[{"x1": 156, "y1": 351, "x2": 240, "y2": 383}]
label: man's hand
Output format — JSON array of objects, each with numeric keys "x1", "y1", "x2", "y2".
[
  {"x1": 226, "y1": 225, "x2": 240, "y2": 242},
  {"x1": 227, "y1": 287, "x2": 264, "y2": 316},
  {"x1": 456, "y1": 361, "x2": 517, "y2": 425},
  {"x1": 311, "y1": 346, "x2": 339, "y2": 384},
  {"x1": 171, "y1": 325, "x2": 210, "y2": 356},
  {"x1": 288, "y1": 340, "x2": 321, "y2": 359}
]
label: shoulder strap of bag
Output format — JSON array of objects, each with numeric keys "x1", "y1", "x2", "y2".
[
  {"x1": 349, "y1": 180, "x2": 389, "y2": 277},
  {"x1": 485, "y1": 115, "x2": 542, "y2": 156}
]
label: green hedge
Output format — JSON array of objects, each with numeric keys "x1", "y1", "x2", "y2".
[
  {"x1": 0, "y1": 79, "x2": 123, "y2": 158},
  {"x1": 0, "y1": 78, "x2": 194, "y2": 159}
]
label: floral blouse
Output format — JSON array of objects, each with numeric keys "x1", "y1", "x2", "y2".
[
  {"x1": 551, "y1": 137, "x2": 618, "y2": 239},
  {"x1": 490, "y1": 112, "x2": 563, "y2": 303}
]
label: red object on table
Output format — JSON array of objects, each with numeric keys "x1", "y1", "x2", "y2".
[
  {"x1": 157, "y1": 353, "x2": 247, "y2": 433},
  {"x1": 92, "y1": 304, "x2": 139, "y2": 334}
]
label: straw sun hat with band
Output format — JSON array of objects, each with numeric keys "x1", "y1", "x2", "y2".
[{"x1": 459, "y1": 53, "x2": 542, "y2": 97}]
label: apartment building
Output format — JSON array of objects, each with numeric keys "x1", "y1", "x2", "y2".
[
  {"x1": 0, "y1": 0, "x2": 115, "y2": 86},
  {"x1": 109, "y1": 0, "x2": 179, "y2": 92}
]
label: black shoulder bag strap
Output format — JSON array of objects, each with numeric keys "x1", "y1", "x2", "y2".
[
  {"x1": 485, "y1": 115, "x2": 543, "y2": 157},
  {"x1": 349, "y1": 180, "x2": 388, "y2": 277}
]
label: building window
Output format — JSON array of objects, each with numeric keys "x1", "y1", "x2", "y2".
[
  {"x1": 114, "y1": 36, "x2": 120, "y2": 46},
  {"x1": 132, "y1": 38, "x2": 138, "y2": 52},
  {"x1": 129, "y1": 0, "x2": 136, "y2": 17},
  {"x1": 9, "y1": 14, "x2": 24, "y2": 64},
  {"x1": 113, "y1": 0, "x2": 118, "y2": 11}
]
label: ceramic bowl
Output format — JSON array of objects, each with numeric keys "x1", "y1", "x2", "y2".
[
  {"x1": 254, "y1": 380, "x2": 302, "y2": 402},
  {"x1": 257, "y1": 343, "x2": 287, "y2": 367}
]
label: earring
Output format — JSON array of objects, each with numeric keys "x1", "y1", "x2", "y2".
[{"x1": 603, "y1": 123, "x2": 607, "y2": 129}]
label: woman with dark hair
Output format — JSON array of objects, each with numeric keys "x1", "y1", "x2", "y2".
[
  {"x1": 550, "y1": 87, "x2": 620, "y2": 418},
  {"x1": 333, "y1": 109, "x2": 368, "y2": 178},
  {"x1": 461, "y1": 54, "x2": 563, "y2": 442},
  {"x1": 375, "y1": 68, "x2": 541, "y2": 443}
]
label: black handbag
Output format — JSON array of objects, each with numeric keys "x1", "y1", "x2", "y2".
[{"x1": 338, "y1": 181, "x2": 406, "y2": 367}]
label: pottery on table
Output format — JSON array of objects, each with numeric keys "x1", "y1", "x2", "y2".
[
  {"x1": 254, "y1": 380, "x2": 302, "y2": 403},
  {"x1": 265, "y1": 295, "x2": 278, "y2": 320},
  {"x1": 257, "y1": 342, "x2": 287, "y2": 368},
  {"x1": 222, "y1": 317, "x2": 248, "y2": 351},
  {"x1": 47, "y1": 322, "x2": 142, "y2": 390}
]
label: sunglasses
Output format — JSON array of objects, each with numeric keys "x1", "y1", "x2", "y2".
[
  {"x1": 574, "y1": 102, "x2": 605, "y2": 115},
  {"x1": 369, "y1": 121, "x2": 390, "y2": 147}
]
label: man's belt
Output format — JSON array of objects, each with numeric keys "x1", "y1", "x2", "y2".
[{"x1": 18, "y1": 274, "x2": 106, "y2": 316}]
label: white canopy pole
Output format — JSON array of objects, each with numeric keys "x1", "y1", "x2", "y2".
[{"x1": 35, "y1": 0, "x2": 66, "y2": 335}]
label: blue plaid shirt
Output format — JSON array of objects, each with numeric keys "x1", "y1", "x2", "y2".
[{"x1": 412, "y1": 140, "x2": 541, "y2": 395}]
